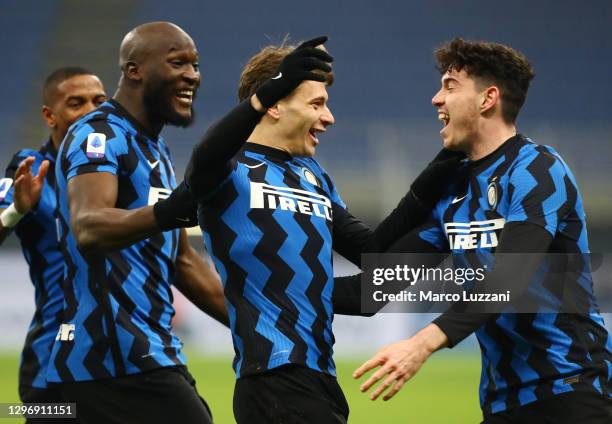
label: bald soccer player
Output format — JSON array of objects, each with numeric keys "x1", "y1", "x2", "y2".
[{"x1": 47, "y1": 22, "x2": 227, "y2": 424}]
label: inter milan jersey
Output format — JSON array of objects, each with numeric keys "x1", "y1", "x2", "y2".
[
  {"x1": 419, "y1": 134, "x2": 612, "y2": 414},
  {"x1": 199, "y1": 143, "x2": 344, "y2": 378},
  {"x1": 48, "y1": 100, "x2": 184, "y2": 383},
  {"x1": 0, "y1": 140, "x2": 62, "y2": 393}
]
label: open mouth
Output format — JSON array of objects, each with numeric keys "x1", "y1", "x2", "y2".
[
  {"x1": 175, "y1": 89, "x2": 194, "y2": 106},
  {"x1": 438, "y1": 111, "x2": 450, "y2": 132},
  {"x1": 308, "y1": 129, "x2": 320, "y2": 145}
]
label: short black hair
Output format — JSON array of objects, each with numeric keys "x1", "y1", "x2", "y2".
[
  {"x1": 435, "y1": 38, "x2": 535, "y2": 123},
  {"x1": 43, "y1": 66, "x2": 94, "y2": 105}
]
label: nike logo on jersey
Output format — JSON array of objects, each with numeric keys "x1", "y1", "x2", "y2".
[
  {"x1": 451, "y1": 194, "x2": 468, "y2": 204},
  {"x1": 147, "y1": 160, "x2": 159, "y2": 169},
  {"x1": 245, "y1": 162, "x2": 265, "y2": 169},
  {"x1": 250, "y1": 182, "x2": 332, "y2": 221},
  {"x1": 444, "y1": 218, "x2": 505, "y2": 250}
]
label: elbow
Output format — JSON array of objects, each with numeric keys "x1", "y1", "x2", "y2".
[{"x1": 72, "y1": 214, "x2": 102, "y2": 254}]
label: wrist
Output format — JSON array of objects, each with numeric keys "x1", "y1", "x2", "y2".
[
  {"x1": 413, "y1": 323, "x2": 448, "y2": 354},
  {"x1": 0, "y1": 203, "x2": 25, "y2": 228}
]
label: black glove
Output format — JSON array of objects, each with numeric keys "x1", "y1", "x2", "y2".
[
  {"x1": 410, "y1": 149, "x2": 466, "y2": 208},
  {"x1": 255, "y1": 35, "x2": 333, "y2": 109},
  {"x1": 153, "y1": 181, "x2": 198, "y2": 231}
]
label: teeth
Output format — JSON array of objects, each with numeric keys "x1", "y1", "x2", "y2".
[
  {"x1": 438, "y1": 112, "x2": 449, "y2": 125},
  {"x1": 178, "y1": 90, "x2": 193, "y2": 98}
]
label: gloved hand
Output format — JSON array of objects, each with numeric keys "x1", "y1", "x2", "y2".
[
  {"x1": 410, "y1": 149, "x2": 466, "y2": 208},
  {"x1": 255, "y1": 35, "x2": 333, "y2": 109},
  {"x1": 153, "y1": 181, "x2": 198, "y2": 231}
]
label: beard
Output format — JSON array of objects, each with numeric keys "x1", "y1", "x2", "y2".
[{"x1": 143, "y1": 78, "x2": 195, "y2": 128}]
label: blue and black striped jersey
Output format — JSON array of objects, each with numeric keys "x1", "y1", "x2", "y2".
[
  {"x1": 48, "y1": 100, "x2": 185, "y2": 382},
  {"x1": 420, "y1": 134, "x2": 612, "y2": 414},
  {"x1": 199, "y1": 143, "x2": 344, "y2": 378},
  {"x1": 1, "y1": 140, "x2": 63, "y2": 393}
]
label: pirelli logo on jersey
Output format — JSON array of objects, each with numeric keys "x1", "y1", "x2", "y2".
[
  {"x1": 444, "y1": 218, "x2": 505, "y2": 250},
  {"x1": 250, "y1": 182, "x2": 332, "y2": 221},
  {"x1": 0, "y1": 178, "x2": 13, "y2": 201},
  {"x1": 148, "y1": 187, "x2": 171, "y2": 206}
]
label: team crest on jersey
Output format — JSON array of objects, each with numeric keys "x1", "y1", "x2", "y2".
[
  {"x1": 301, "y1": 167, "x2": 319, "y2": 187},
  {"x1": 250, "y1": 182, "x2": 332, "y2": 221},
  {"x1": 444, "y1": 218, "x2": 505, "y2": 250},
  {"x1": 0, "y1": 178, "x2": 12, "y2": 201},
  {"x1": 487, "y1": 178, "x2": 499, "y2": 210},
  {"x1": 86, "y1": 133, "x2": 106, "y2": 159}
]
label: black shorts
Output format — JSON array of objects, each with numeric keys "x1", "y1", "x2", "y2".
[
  {"x1": 20, "y1": 385, "x2": 79, "y2": 424},
  {"x1": 233, "y1": 364, "x2": 349, "y2": 424},
  {"x1": 56, "y1": 365, "x2": 212, "y2": 424},
  {"x1": 482, "y1": 391, "x2": 612, "y2": 424}
]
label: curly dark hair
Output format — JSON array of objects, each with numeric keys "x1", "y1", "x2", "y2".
[{"x1": 435, "y1": 38, "x2": 535, "y2": 123}]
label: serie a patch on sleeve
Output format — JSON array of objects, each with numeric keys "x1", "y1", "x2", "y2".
[
  {"x1": 0, "y1": 178, "x2": 13, "y2": 201},
  {"x1": 86, "y1": 133, "x2": 107, "y2": 159}
]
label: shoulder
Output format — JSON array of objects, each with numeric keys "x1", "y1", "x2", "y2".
[{"x1": 508, "y1": 136, "x2": 569, "y2": 182}]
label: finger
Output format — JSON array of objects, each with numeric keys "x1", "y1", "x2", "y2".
[
  {"x1": 354, "y1": 356, "x2": 385, "y2": 379},
  {"x1": 294, "y1": 47, "x2": 334, "y2": 63},
  {"x1": 370, "y1": 372, "x2": 398, "y2": 401},
  {"x1": 295, "y1": 72, "x2": 327, "y2": 84},
  {"x1": 15, "y1": 156, "x2": 36, "y2": 179},
  {"x1": 298, "y1": 57, "x2": 333, "y2": 73},
  {"x1": 36, "y1": 160, "x2": 50, "y2": 182},
  {"x1": 13, "y1": 174, "x2": 25, "y2": 188},
  {"x1": 360, "y1": 364, "x2": 392, "y2": 392},
  {"x1": 296, "y1": 35, "x2": 328, "y2": 50},
  {"x1": 383, "y1": 377, "x2": 408, "y2": 401}
]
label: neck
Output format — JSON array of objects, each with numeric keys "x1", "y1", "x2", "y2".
[
  {"x1": 50, "y1": 133, "x2": 62, "y2": 152},
  {"x1": 113, "y1": 86, "x2": 163, "y2": 137},
  {"x1": 467, "y1": 120, "x2": 517, "y2": 161},
  {"x1": 248, "y1": 123, "x2": 293, "y2": 156}
]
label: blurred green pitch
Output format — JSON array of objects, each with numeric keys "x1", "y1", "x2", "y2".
[{"x1": 0, "y1": 351, "x2": 481, "y2": 423}]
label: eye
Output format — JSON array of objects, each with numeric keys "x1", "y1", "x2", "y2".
[
  {"x1": 171, "y1": 60, "x2": 183, "y2": 68},
  {"x1": 193, "y1": 62, "x2": 200, "y2": 72}
]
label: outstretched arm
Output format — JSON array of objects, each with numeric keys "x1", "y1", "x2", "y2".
[{"x1": 352, "y1": 222, "x2": 552, "y2": 401}]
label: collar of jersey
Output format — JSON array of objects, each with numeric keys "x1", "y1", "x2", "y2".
[
  {"x1": 468, "y1": 133, "x2": 525, "y2": 172},
  {"x1": 107, "y1": 99, "x2": 160, "y2": 142},
  {"x1": 242, "y1": 142, "x2": 293, "y2": 162},
  {"x1": 41, "y1": 137, "x2": 57, "y2": 162}
]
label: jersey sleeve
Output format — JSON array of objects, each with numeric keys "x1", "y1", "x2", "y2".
[
  {"x1": 417, "y1": 207, "x2": 448, "y2": 251},
  {"x1": 0, "y1": 150, "x2": 35, "y2": 207},
  {"x1": 506, "y1": 149, "x2": 572, "y2": 236},
  {"x1": 62, "y1": 120, "x2": 128, "y2": 182}
]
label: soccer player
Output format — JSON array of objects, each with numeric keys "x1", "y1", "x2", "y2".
[
  {"x1": 185, "y1": 36, "x2": 464, "y2": 423},
  {"x1": 48, "y1": 22, "x2": 227, "y2": 424},
  {"x1": 350, "y1": 39, "x2": 612, "y2": 423},
  {"x1": 0, "y1": 67, "x2": 106, "y2": 421}
]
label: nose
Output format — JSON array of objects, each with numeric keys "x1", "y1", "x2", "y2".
[
  {"x1": 183, "y1": 65, "x2": 200, "y2": 86},
  {"x1": 321, "y1": 105, "x2": 335, "y2": 127},
  {"x1": 432, "y1": 88, "x2": 444, "y2": 107}
]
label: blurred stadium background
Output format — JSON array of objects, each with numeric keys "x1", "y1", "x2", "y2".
[{"x1": 1, "y1": 0, "x2": 610, "y2": 422}]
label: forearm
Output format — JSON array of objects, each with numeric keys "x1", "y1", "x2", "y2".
[
  {"x1": 185, "y1": 97, "x2": 264, "y2": 198},
  {"x1": 333, "y1": 229, "x2": 445, "y2": 316},
  {"x1": 174, "y1": 235, "x2": 229, "y2": 327},
  {"x1": 73, "y1": 205, "x2": 160, "y2": 253},
  {"x1": 332, "y1": 192, "x2": 431, "y2": 268}
]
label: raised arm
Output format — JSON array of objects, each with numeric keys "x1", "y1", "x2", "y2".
[
  {"x1": 0, "y1": 156, "x2": 49, "y2": 244},
  {"x1": 186, "y1": 36, "x2": 333, "y2": 199}
]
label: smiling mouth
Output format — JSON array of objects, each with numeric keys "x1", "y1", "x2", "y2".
[
  {"x1": 309, "y1": 129, "x2": 320, "y2": 145},
  {"x1": 176, "y1": 89, "x2": 194, "y2": 106}
]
